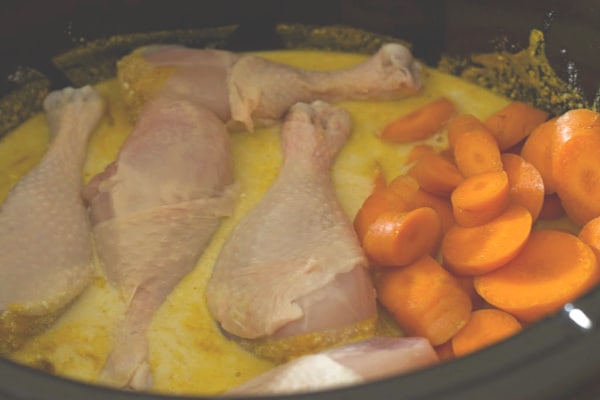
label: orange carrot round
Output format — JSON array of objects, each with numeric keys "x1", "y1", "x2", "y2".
[
  {"x1": 375, "y1": 255, "x2": 472, "y2": 345},
  {"x1": 453, "y1": 128, "x2": 503, "y2": 177},
  {"x1": 579, "y1": 216, "x2": 600, "y2": 260},
  {"x1": 501, "y1": 153, "x2": 544, "y2": 221},
  {"x1": 363, "y1": 207, "x2": 441, "y2": 267},
  {"x1": 550, "y1": 113, "x2": 600, "y2": 225},
  {"x1": 450, "y1": 171, "x2": 510, "y2": 227},
  {"x1": 520, "y1": 117, "x2": 560, "y2": 194},
  {"x1": 353, "y1": 176, "x2": 419, "y2": 242},
  {"x1": 409, "y1": 154, "x2": 464, "y2": 197},
  {"x1": 441, "y1": 205, "x2": 532, "y2": 276},
  {"x1": 381, "y1": 97, "x2": 456, "y2": 143},
  {"x1": 484, "y1": 101, "x2": 549, "y2": 151},
  {"x1": 474, "y1": 229, "x2": 600, "y2": 323},
  {"x1": 451, "y1": 309, "x2": 522, "y2": 357},
  {"x1": 447, "y1": 113, "x2": 488, "y2": 149}
]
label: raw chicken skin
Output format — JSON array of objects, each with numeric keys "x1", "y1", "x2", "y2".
[
  {"x1": 121, "y1": 42, "x2": 423, "y2": 131},
  {"x1": 206, "y1": 101, "x2": 376, "y2": 340},
  {"x1": 85, "y1": 96, "x2": 237, "y2": 389},
  {"x1": 0, "y1": 86, "x2": 103, "y2": 353},
  {"x1": 227, "y1": 337, "x2": 439, "y2": 395}
]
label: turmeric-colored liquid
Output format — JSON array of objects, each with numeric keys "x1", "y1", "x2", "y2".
[{"x1": 0, "y1": 50, "x2": 510, "y2": 395}]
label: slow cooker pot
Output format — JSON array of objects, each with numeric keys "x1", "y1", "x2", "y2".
[{"x1": 1, "y1": 1, "x2": 599, "y2": 399}]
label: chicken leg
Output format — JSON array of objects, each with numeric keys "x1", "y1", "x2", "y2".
[
  {"x1": 206, "y1": 101, "x2": 377, "y2": 359},
  {"x1": 0, "y1": 86, "x2": 103, "y2": 354}
]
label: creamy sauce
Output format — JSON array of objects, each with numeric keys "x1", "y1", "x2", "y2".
[{"x1": 0, "y1": 50, "x2": 510, "y2": 395}]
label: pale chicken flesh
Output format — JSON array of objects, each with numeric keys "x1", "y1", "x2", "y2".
[
  {"x1": 0, "y1": 86, "x2": 103, "y2": 353},
  {"x1": 206, "y1": 101, "x2": 376, "y2": 341},
  {"x1": 227, "y1": 336, "x2": 439, "y2": 395}
]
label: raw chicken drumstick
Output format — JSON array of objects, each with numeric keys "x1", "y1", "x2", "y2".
[
  {"x1": 0, "y1": 86, "x2": 103, "y2": 354},
  {"x1": 206, "y1": 101, "x2": 377, "y2": 359},
  {"x1": 88, "y1": 42, "x2": 422, "y2": 389}
]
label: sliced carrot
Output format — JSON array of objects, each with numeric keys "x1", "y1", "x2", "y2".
[
  {"x1": 375, "y1": 255, "x2": 472, "y2": 345},
  {"x1": 501, "y1": 153, "x2": 544, "y2": 221},
  {"x1": 453, "y1": 128, "x2": 503, "y2": 177},
  {"x1": 353, "y1": 175, "x2": 419, "y2": 242},
  {"x1": 363, "y1": 207, "x2": 441, "y2": 267},
  {"x1": 447, "y1": 113, "x2": 488, "y2": 149},
  {"x1": 538, "y1": 193, "x2": 565, "y2": 220},
  {"x1": 451, "y1": 309, "x2": 522, "y2": 357},
  {"x1": 409, "y1": 154, "x2": 464, "y2": 197},
  {"x1": 520, "y1": 117, "x2": 559, "y2": 194},
  {"x1": 450, "y1": 171, "x2": 510, "y2": 227},
  {"x1": 411, "y1": 189, "x2": 456, "y2": 234},
  {"x1": 381, "y1": 97, "x2": 456, "y2": 143},
  {"x1": 552, "y1": 108, "x2": 600, "y2": 144},
  {"x1": 484, "y1": 101, "x2": 549, "y2": 151},
  {"x1": 405, "y1": 144, "x2": 437, "y2": 165},
  {"x1": 552, "y1": 126, "x2": 600, "y2": 225},
  {"x1": 474, "y1": 229, "x2": 600, "y2": 322},
  {"x1": 441, "y1": 205, "x2": 532, "y2": 276},
  {"x1": 578, "y1": 216, "x2": 600, "y2": 260}
]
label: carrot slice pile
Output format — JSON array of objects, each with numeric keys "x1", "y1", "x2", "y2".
[
  {"x1": 451, "y1": 309, "x2": 522, "y2": 357},
  {"x1": 363, "y1": 207, "x2": 441, "y2": 267},
  {"x1": 441, "y1": 205, "x2": 532, "y2": 276},
  {"x1": 375, "y1": 255, "x2": 472, "y2": 345},
  {"x1": 381, "y1": 97, "x2": 456, "y2": 143},
  {"x1": 450, "y1": 171, "x2": 510, "y2": 227},
  {"x1": 355, "y1": 102, "x2": 600, "y2": 357},
  {"x1": 484, "y1": 101, "x2": 549, "y2": 151},
  {"x1": 474, "y1": 229, "x2": 600, "y2": 322}
]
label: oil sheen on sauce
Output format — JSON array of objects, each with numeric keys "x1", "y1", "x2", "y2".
[{"x1": 0, "y1": 50, "x2": 509, "y2": 395}]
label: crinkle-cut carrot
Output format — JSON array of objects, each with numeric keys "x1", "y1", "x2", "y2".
[
  {"x1": 405, "y1": 144, "x2": 437, "y2": 165},
  {"x1": 435, "y1": 340, "x2": 455, "y2": 362},
  {"x1": 453, "y1": 128, "x2": 503, "y2": 178},
  {"x1": 441, "y1": 205, "x2": 532, "y2": 276},
  {"x1": 363, "y1": 207, "x2": 441, "y2": 267},
  {"x1": 353, "y1": 175, "x2": 420, "y2": 242},
  {"x1": 447, "y1": 113, "x2": 489, "y2": 149},
  {"x1": 501, "y1": 153, "x2": 544, "y2": 221},
  {"x1": 409, "y1": 154, "x2": 464, "y2": 197},
  {"x1": 484, "y1": 101, "x2": 549, "y2": 151},
  {"x1": 551, "y1": 110, "x2": 600, "y2": 225},
  {"x1": 474, "y1": 229, "x2": 600, "y2": 323},
  {"x1": 451, "y1": 309, "x2": 522, "y2": 357},
  {"x1": 578, "y1": 216, "x2": 600, "y2": 260},
  {"x1": 375, "y1": 255, "x2": 472, "y2": 345},
  {"x1": 411, "y1": 189, "x2": 456, "y2": 234},
  {"x1": 538, "y1": 193, "x2": 565, "y2": 220},
  {"x1": 381, "y1": 97, "x2": 456, "y2": 143},
  {"x1": 520, "y1": 117, "x2": 559, "y2": 194},
  {"x1": 450, "y1": 171, "x2": 510, "y2": 227}
]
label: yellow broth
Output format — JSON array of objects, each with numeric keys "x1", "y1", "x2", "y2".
[{"x1": 1, "y1": 50, "x2": 511, "y2": 395}]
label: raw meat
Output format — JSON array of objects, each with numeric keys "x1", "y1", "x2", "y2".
[
  {"x1": 206, "y1": 101, "x2": 376, "y2": 340},
  {"x1": 0, "y1": 86, "x2": 103, "y2": 353},
  {"x1": 227, "y1": 336, "x2": 439, "y2": 395}
]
